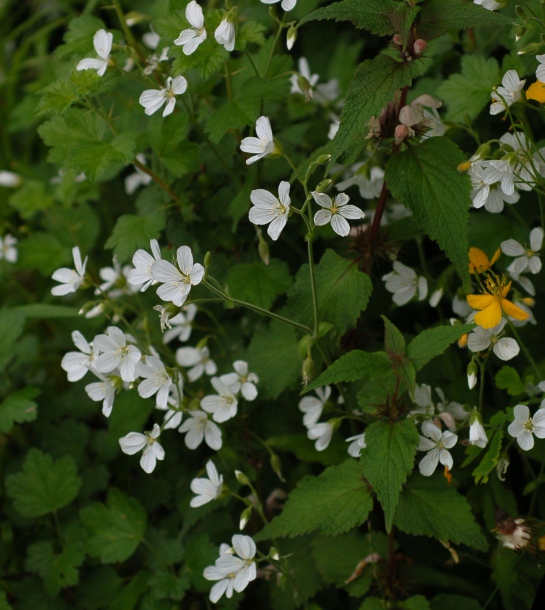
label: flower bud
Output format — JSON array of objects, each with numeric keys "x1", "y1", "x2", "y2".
[
  {"x1": 258, "y1": 236, "x2": 270, "y2": 265},
  {"x1": 467, "y1": 361, "x2": 478, "y2": 390},
  {"x1": 394, "y1": 123, "x2": 411, "y2": 145},
  {"x1": 0, "y1": 170, "x2": 22, "y2": 188},
  {"x1": 235, "y1": 469, "x2": 250, "y2": 486},
  {"x1": 286, "y1": 26, "x2": 297, "y2": 50},
  {"x1": 316, "y1": 153, "x2": 332, "y2": 165},
  {"x1": 270, "y1": 453, "x2": 286, "y2": 482},
  {"x1": 315, "y1": 179, "x2": 332, "y2": 193},
  {"x1": 298, "y1": 335, "x2": 313, "y2": 359},
  {"x1": 302, "y1": 354, "x2": 315, "y2": 387},
  {"x1": 517, "y1": 42, "x2": 542, "y2": 55},
  {"x1": 469, "y1": 408, "x2": 488, "y2": 448},
  {"x1": 516, "y1": 26, "x2": 527, "y2": 42},
  {"x1": 296, "y1": 74, "x2": 314, "y2": 101},
  {"x1": 270, "y1": 547, "x2": 280, "y2": 561},
  {"x1": 239, "y1": 506, "x2": 252, "y2": 530},
  {"x1": 413, "y1": 39, "x2": 427, "y2": 55},
  {"x1": 457, "y1": 161, "x2": 472, "y2": 172},
  {"x1": 392, "y1": 34, "x2": 402, "y2": 46}
]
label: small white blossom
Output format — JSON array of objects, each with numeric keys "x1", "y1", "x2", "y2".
[
  {"x1": 85, "y1": 371, "x2": 117, "y2": 417},
  {"x1": 240, "y1": 116, "x2": 279, "y2": 165},
  {"x1": 346, "y1": 433, "x2": 366, "y2": 458},
  {"x1": 435, "y1": 388, "x2": 467, "y2": 422},
  {"x1": 537, "y1": 54, "x2": 545, "y2": 83},
  {"x1": 507, "y1": 404, "x2": 545, "y2": 450},
  {"x1": 298, "y1": 386, "x2": 331, "y2": 427},
  {"x1": 0, "y1": 171, "x2": 22, "y2": 188},
  {"x1": 219, "y1": 360, "x2": 259, "y2": 401},
  {"x1": 139, "y1": 75, "x2": 188, "y2": 117},
  {"x1": 249, "y1": 181, "x2": 291, "y2": 241},
  {"x1": 290, "y1": 57, "x2": 319, "y2": 97},
  {"x1": 328, "y1": 113, "x2": 340, "y2": 140},
  {"x1": 61, "y1": 331, "x2": 97, "y2": 382},
  {"x1": 201, "y1": 377, "x2": 238, "y2": 423},
  {"x1": 215, "y1": 13, "x2": 236, "y2": 52},
  {"x1": 0, "y1": 234, "x2": 18, "y2": 263},
  {"x1": 469, "y1": 411, "x2": 488, "y2": 448},
  {"x1": 76, "y1": 29, "x2": 113, "y2": 77},
  {"x1": 312, "y1": 191, "x2": 365, "y2": 237},
  {"x1": 487, "y1": 132, "x2": 539, "y2": 196},
  {"x1": 125, "y1": 154, "x2": 153, "y2": 194},
  {"x1": 163, "y1": 303, "x2": 197, "y2": 343},
  {"x1": 176, "y1": 345, "x2": 217, "y2": 381},
  {"x1": 128, "y1": 239, "x2": 162, "y2": 292},
  {"x1": 136, "y1": 356, "x2": 172, "y2": 409},
  {"x1": 152, "y1": 245, "x2": 204, "y2": 307},
  {"x1": 190, "y1": 460, "x2": 224, "y2": 507},
  {"x1": 96, "y1": 256, "x2": 137, "y2": 298},
  {"x1": 336, "y1": 165, "x2": 384, "y2": 199},
  {"x1": 467, "y1": 318, "x2": 520, "y2": 361},
  {"x1": 174, "y1": 1, "x2": 207, "y2": 55},
  {"x1": 501, "y1": 227, "x2": 543, "y2": 274},
  {"x1": 260, "y1": 0, "x2": 297, "y2": 11},
  {"x1": 382, "y1": 261, "x2": 428, "y2": 306},
  {"x1": 157, "y1": 378, "x2": 184, "y2": 429},
  {"x1": 143, "y1": 27, "x2": 160, "y2": 50},
  {"x1": 490, "y1": 70, "x2": 525, "y2": 115},
  {"x1": 307, "y1": 421, "x2": 334, "y2": 451},
  {"x1": 474, "y1": 0, "x2": 502, "y2": 9},
  {"x1": 119, "y1": 423, "x2": 165, "y2": 473},
  {"x1": 51, "y1": 246, "x2": 87, "y2": 296},
  {"x1": 143, "y1": 47, "x2": 170, "y2": 76},
  {"x1": 179, "y1": 410, "x2": 222, "y2": 450},
  {"x1": 417, "y1": 420, "x2": 458, "y2": 476},
  {"x1": 94, "y1": 326, "x2": 142, "y2": 383}
]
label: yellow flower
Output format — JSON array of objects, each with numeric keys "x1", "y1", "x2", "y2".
[
  {"x1": 527, "y1": 81, "x2": 545, "y2": 104},
  {"x1": 467, "y1": 275, "x2": 529, "y2": 329},
  {"x1": 468, "y1": 247, "x2": 500, "y2": 274}
]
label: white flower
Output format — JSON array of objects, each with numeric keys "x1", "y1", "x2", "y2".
[
  {"x1": 190, "y1": 460, "x2": 224, "y2": 507},
  {"x1": 312, "y1": 192, "x2": 365, "y2": 237},
  {"x1": 176, "y1": 345, "x2": 217, "y2": 381},
  {"x1": 157, "y1": 378, "x2": 184, "y2": 429},
  {"x1": 203, "y1": 546, "x2": 236, "y2": 603},
  {"x1": 119, "y1": 423, "x2": 165, "y2": 473},
  {"x1": 139, "y1": 75, "x2": 188, "y2": 117},
  {"x1": 399, "y1": 94, "x2": 442, "y2": 127},
  {"x1": 501, "y1": 227, "x2": 543, "y2": 274},
  {"x1": 474, "y1": 0, "x2": 502, "y2": 9},
  {"x1": 240, "y1": 116, "x2": 279, "y2": 165},
  {"x1": 411, "y1": 384, "x2": 435, "y2": 418},
  {"x1": 51, "y1": 246, "x2": 87, "y2": 296},
  {"x1": 151, "y1": 245, "x2": 204, "y2": 307},
  {"x1": 328, "y1": 113, "x2": 340, "y2": 140},
  {"x1": 307, "y1": 421, "x2": 334, "y2": 451},
  {"x1": 174, "y1": 1, "x2": 207, "y2": 55},
  {"x1": 136, "y1": 356, "x2": 172, "y2": 409},
  {"x1": 490, "y1": 70, "x2": 525, "y2": 115},
  {"x1": 179, "y1": 410, "x2": 222, "y2": 450},
  {"x1": 382, "y1": 261, "x2": 428, "y2": 306},
  {"x1": 0, "y1": 234, "x2": 17, "y2": 263},
  {"x1": 298, "y1": 386, "x2": 331, "y2": 427},
  {"x1": 94, "y1": 326, "x2": 142, "y2": 382},
  {"x1": 260, "y1": 0, "x2": 297, "y2": 11},
  {"x1": 417, "y1": 420, "x2": 458, "y2": 476},
  {"x1": 61, "y1": 331, "x2": 97, "y2": 382},
  {"x1": 201, "y1": 377, "x2": 238, "y2": 423},
  {"x1": 469, "y1": 161, "x2": 497, "y2": 209},
  {"x1": 429, "y1": 288, "x2": 443, "y2": 308},
  {"x1": 249, "y1": 181, "x2": 291, "y2": 241},
  {"x1": 290, "y1": 57, "x2": 319, "y2": 97},
  {"x1": 346, "y1": 433, "x2": 366, "y2": 458},
  {"x1": 125, "y1": 154, "x2": 153, "y2": 194},
  {"x1": 286, "y1": 27, "x2": 297, "y2": 50},
  {"x1": 127, "y1": 239, "x2": 162, "y2": 292},
  {"x1": 435, "y1": 387, "x2": 467, "y2": 422},
  {"x1": 76, "y1": 29, "x2": 113, "y2": 77},
  {"x1": 0, "y1": 171, "x2": 22, "y2": 187},
  {"x1": 467, "y1": 318, "x2": 520, "y2": 361},
  {"x1": 85, "y1": 371, "x2": 117, "y2": 417},
  {"x1": 219, "y1": 360, "x2": 259, "y2": 401},
  {"x1": 96, "y1": 256, "x2": 136, "y2": 298},
  {"x1": 215, "y1": 13, "x2": 236, "y2": 52},
  {"x1": 537, "y1": 54, "x2": 545, "y2": 83},
  {"x1": 143, "y1": 27, "x2": 160, "y2": 50},
  {"x1": 467, "y1": 362, "x2": 478, "y2": 390},
  {"x1": 469, "y1": 411, "x2": 488, "y2": 448},
  {"x1": 163, "y1": 303, "x2": 197, "y2": 343},
  {"x1": 507, "y1": 404, "x2": 545, "y2": 450},
  {"x1": 336, "y1": 165, "x2": 384, "y2": 199}
]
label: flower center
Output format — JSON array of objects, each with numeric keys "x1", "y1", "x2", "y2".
[{"x1": 524, "y1": 418, "x2": 534, "y2": 433}]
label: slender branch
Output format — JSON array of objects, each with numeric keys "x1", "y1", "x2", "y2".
[{"x1": 133, "y1": 159, "x2": 178, "y2": 203}]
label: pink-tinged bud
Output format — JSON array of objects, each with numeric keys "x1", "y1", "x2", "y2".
[
  {"x1": 413, "y1": 39, "x2": 427, "y2": 55},
  {"x1": 392, "y1": 34, "x2": 402, "y2": 46},
  {"x1": 394, "y1": 124, "x2": 410, "y2": 145}
]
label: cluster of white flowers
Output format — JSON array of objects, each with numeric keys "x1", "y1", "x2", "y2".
[
  {"x1": 290, "y1": 57, "x2": 340, "y2": 105},
  {"x1": 490, "y1": 70, "x2": 525, "y2": 115},
  {"x1": 298, "y1": 386, "x2": 335, "y2": 451}
]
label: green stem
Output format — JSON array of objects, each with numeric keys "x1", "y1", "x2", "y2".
[
  {"x1": 507, "y1": 320, "x2": 541, "y2": 378},
  {"x1": 264, "y1": 15, "x2": 286, "y2": 78},
  {"x1": 133, "y1": 159, "x2": 178, "y2": 203},
  {"x1": 110, "y1": 0, "x2": 138, "y2": 48},
  {"x1": 307, "y1": 236, "x2": 319, "y2": 335}
]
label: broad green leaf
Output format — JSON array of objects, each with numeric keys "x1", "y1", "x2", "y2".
[
  {"x1": 0, "y1": 308, "x2": 26, "y2": 373},
  {"x1": 80, "y1": 488, "x2": 147, "y2": 563},
  {"x1": 105, "y1": 213, "x2": 166, "y2": 264},
  {"x1": 0, "y1": 387, "x2": 39, "y2": 434},
  {"x1": 360, "y1": 598, "x2": 389, "y2": 610},
  {"x1": 400, "y1": 597, "x2": 432, "y2": 610},
  {"x1": 286, "y1": 249, "x2": 373, "y2": 336},
  {"x1": 393, "y1": 474, "x2": 488, "y2": 550},
  {"x1": 304, "y1": 350, "x2": 392, "y2": 393},
  {"x1": 332, "y1": 55, "x2": 418, "y2": 160},
  {"x1": 8, "y1": 180, "x2": 53, "y2": 218},
  {"x1": 6, "y1": 449, "x2": 81, "y2": 517},
  {"x1": 407, "y1": 324, "x2": 475, "y2": 371},
  {"x1": 417, "y1": 0, "x2": 514, "y2": 40},
  {"x1": 385, "y1": 138, "x2": 471, "y2": 290},
  {"x1": 25, "y1": 541, "x2": 84, "y2": 596},
  {"x1": 382, "y1": 316, "x2": 415, "y2": 395},
  {"x1": 148, "y1": 571, "x2": 190, "y2": 602},
  {"x1": 360, "y1": 419, "x2": 419, "y2": 532},
  {"x1": 256, "y1": 460, "x2": 373, "y2": 539},
  {"x1": 247, "y1": 320, "x2": 301, "y2": 399},
  {"x1": 227, "y1": 259, "x2": 291, "y2": 310},
  {"x1": 472, "y1": 427, "x2": 504, "y2": 484},
  {"x1": 36, "y1": 78, "x2": 82, "y2": 117},
  {"x1": 430, "y1": 594, "x2": 483, "y2": 610},
  {"x1": 495, "y1": 366, "x2": 526, "y2": 396},
  {"x1": 438, "y1": 55, "x2": 500, "y2": 122},
  {"x1": 15, "y1": 304, "x2": 79, "y2": 319},
  {"x1": 236, "y1": 21, "x2": 266, "y2": 49}
]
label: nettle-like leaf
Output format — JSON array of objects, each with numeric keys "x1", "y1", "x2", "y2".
[
  {"x1": 25, "y1": 540, "x2": 84, "y2": 596},
  {"x1": 0, "y1": 387, "x2": 39, "y2": 434},
  {"x1": 438, "y1": 55, "x2": 500, "y2": 122},
  {"x1": 332, "y1": 55, "x2": 419, "y2": 161},
  {"x1": 80, "y1": 488, "x2": 147, "y2": 563},
  {"x1": 6, "y1": 449, "x2": 81, "y2": 518},
  {"x1": 287, "y1": 249, "x2": 373, "y2": 336},
  {"x1": 226, "y1": 259, "x2": 292, "y2": 310},
  {"x1": 407, "y1": 323, "x2": 475, "y2": 372},
  {"x1": 360, "y1": 419, "x2": 419, "y2": 532},
  {"x1": 0, "y1": 308, "x2": 26, "y2": 373},
  {"x1": 385, "y1": 137, "x2": 472, "y2": 290},
  {"x1": 256, "y1": 459, "x2": 373, "y2": 539},
  {"x1": 416, "y1": 0, "x2": 514, "y2": 40},
  {"x1": 393, "y1": 473, "x2": 488, "y2": 551},
  {"x1": 382, "y1": 316, "x2": 415, "y2": 396}
]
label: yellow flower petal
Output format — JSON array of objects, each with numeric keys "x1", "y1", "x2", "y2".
[
  {"x1": 468, "y1": 247, "x2": 490, "y2": 274},
  {"x1": 501, "y1": 298, "x2": 530, "y2": 321},
  {"x1": 474, "y1": 300, "x2": 502, "y2": 329},
  {"x1": 489, "y1": 247, "x2": 501, "y2": 267},
  {"x1": 527, "y1": 81, "x2": 545, "y2": 104},
  {"x1": 467, "y1": 293, "x2": 495, "y2": 310}
]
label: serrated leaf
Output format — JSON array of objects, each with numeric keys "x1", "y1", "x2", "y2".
[
  {"x1": 0, "y1": 308, "x2": 26, "y2": 373},
  {"x1": 105, "y1": 213, "x2": 166, "y2": 264},
  {"x1": 393, "y1": 473, "x2": 488, "y2": 550},
  {"x1": 495, "y1": 366, "x2": 526, "y2": 396},
  {"x1": 438, "y1": 55, "x2": 500, "y2": 122},
  {"x1": 360, "y1": 419, "x2": 419, "y2": 532},
  {"x1": 385, "y1": 138, "x2": 471, "y2": 290},
  {"x1": 255, "y1": 460, "x2": 373, "y2": 539},
  {"x1": 6, "y1": 449, "x2": 81, "y2": 517},
  {"x1": 417, "y1": 0, "x2": 514, "y2": 40},
  {"x1": 236, "y1": 21, "x2": 266, "y2": 49},
  {"x1": 472, "y1": 427, "x2": 504, "y2": 484},
  {"x1": 0, "y1": 387, "x2": 39, "y2": 434},
  {"x1": 36, "y1": 79, "x2": 79, "y2": 117},
  {"x1": 227, "y1": 259, "x2": 292, "y2": 310},
  {"x1": 332, "y1": 55, "x2": 417, "y2": 161},
  {"x1": 407, "y1": 323, "x2": 475, "y2": 371},
  {"x1": 286, "y1": 249, "x2": 373, "y2": 336},
  {"x1": 8, "y1": 180, "x2": 54, "y2": 218},
  {"x1": 382, "y1": 317, "x2": 415, "y2": 396},
  {"x1": 80, "y1": 488, "x2": 147, "y2": 563},
  {"x1": 25, "y1": 541, "x2": 84, "y2": 596}
]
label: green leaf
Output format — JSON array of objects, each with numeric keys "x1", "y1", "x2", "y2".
[
  {"x1": 305, "y1": 350, "x2": 392, "y2": 393},
  {"x1": 360, "y1": 598, "x2": 389, "y2": 610},
  {"x1": 247, "y1": 320, "x2": 301, "y2": 399},
  {"x1": 407, "y1": 324, "x2": 475, "y2": 371},
  {"x1": 0, "y1": 387, "x2": 39, "y2": 434},
  {"x1": 0, "y1": 308, "x2": 26, "y2": 373},
  {"x1": 286, "y1": 249, "x2": 373, "y2": 336},
  {"x1": 55, "y1": 15, "x2": 106, "y2": 58},
  {"x1": 236, "y1": 21, "x2": 267, "y2": 49},
  {"x1": 36, "y1": 79, "x2": 79, "y2": 117},
  {"x1": 382, "y1": 316, "x2": 415, "y2": 395},
  {"x1": 332, "y1": 55, "x2": 417, "y2": 160},
  {"x1": 25, "y1": 541, "x2": 84, "y2": 596},
  {"x1": 472, "y1": 427, "x2": 504, "y2": 484},
  {"x1": 6, "y1": 449, "x2": 81, "y2": 518},
  {"x1": 105, "y1": 213, "x2": 166, "y2": 264},
  {"x1": 417, "y1": 0, "x2": 514, "y2": 40},
  {"x1": 16, "y1": 232, "x2": 66, "y2": 276},
  {"x1": 393, "y1": 474, "x2": 488, "y2": 550},
  {"x1": 226, "y1": 259, "x2": 292, "y2": 310},
  {"x1": 80, "y1": 488, "x2": 147, "y2": 563},
  {"x1": 495, "y1": 366, "x2": 526, "y2": 396},
  {"x1": 256, "y1": 460, "x2": 373, "y2": 539},
  {"x1": 430, "y1": 594, "x2": 483, "y2": 610},
  {"x1": 15, "y1": 304, "x2": 79, "y2": 319},
  {"x1": 8, "y1": 180, "x2": 54, "y2": 219},
  {"x1": 385, "y1": 137, "x2": 471, "y2": 290},
  {"x1": 0, "y1": 591, "x2": 13, "y2": 610},
  {"x1": 400, "y1": 597, "x2": 432, "y2": 610},
  {"x1": 438, "y1": 55, "x2": 500, "y2": 122},
  {"x1": 360, "y1": 419, "x2": 419, "y2": 532}
]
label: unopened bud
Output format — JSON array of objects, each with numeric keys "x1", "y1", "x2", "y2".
[
  {"x1": 517, "y1": 42, "x2": 542, "y2": 55},
  {"x1": 286, "y1": 26, "x2": 297, "y2": 50},
  {"x1": 258, "y1": 239, "x2": 270, "y2": 266},
  {"x1": 296, "y1": 74, "x2": 314, "y2": 101},
  {"x1": 522, "y1": 297, "x2": 535, "y2": 306},
  {"x1": 270, "y1": 454, "x2": 286, "y2": 482},
  {"x1": 516, "y1": 26, "x2": 527, "y2": 42},
  {"x1": 302, "y1": 354, "x2": 315, "y2": 387},
  {"x1": 392, "y1": 34, "x2": 402, "y2": 46},
  {"x1": 467, "y1": 362, "x2": 478, "y2": 390},
  {"x1": 317, "y1": 322, "x2": 334, "y2": 338},
  {"x1": 394, "y1": 123, "x2": 410, "y2": 145},
  {"x1": 298, "y1": 334, "x2": 313, "y2": 359},
  {"x1": 457, "y1": 161, "x2": 472, "y2": 173},
  {"x1": 316, "y1": 154, "x2": 331, "y2": 165},
  {"x1": 270, "y1": 547, "x2": 280, "y2": 561},
  {"x1": 239, "y1": 506, "x2": 252, "y2": 530},
  {"x1": 475, "y1": 142, "x2": 491, "y2": 159},
  {"x1": 315, "y1": 179, "x2": 331, "y2": 193},
  {"x1": 515, "y1": 5, "x2": 528, "y2": 19},
  {"x1": 413, "y1": 39, "x2": 427, "y2": 55},
  {"x1": 235, "y1": 470, "x2": 250, "y2": 486}
]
